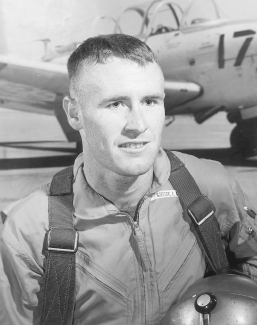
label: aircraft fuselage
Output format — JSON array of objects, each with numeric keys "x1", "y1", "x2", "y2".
[{"x1": 146, "y1": 19, "x2": 257, "y2": 117}]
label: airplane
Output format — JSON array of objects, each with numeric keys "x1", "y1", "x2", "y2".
[
  {"x1": 0, "y1": 0, "x2": 257, "y2": 156},
  {"x1": 116, "y1": 0, "x2": 257, "y2": 156}
]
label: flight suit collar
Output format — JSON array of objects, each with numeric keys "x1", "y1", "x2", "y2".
[{"x1": 73, "y1": 148, "x2": 171, "y2": 220}]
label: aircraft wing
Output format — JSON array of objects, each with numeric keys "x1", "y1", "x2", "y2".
[
  {"x1": 164, "y1": 80, "x2": 203, "y2": 114},
  {"x1": 0, "y1": 55, "x2": 203, "y2": 142},
  {"x1": 0, "y1": 55, "x2": 80, "y2": 142}
]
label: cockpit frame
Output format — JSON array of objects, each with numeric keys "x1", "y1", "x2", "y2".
[{"x1": 115, "y1": 0, "x2": 184, "y2": 40}]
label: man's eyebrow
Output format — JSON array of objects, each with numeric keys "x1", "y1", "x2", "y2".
[
  {"x1": 98, "y1": 96, "x2": 129, "y2": 106},
  {"x1": 143, "y1": 93, "x2": 165, "y2": 100},
  {"x1": 98, "y1": 93, "x2": 165, "y2": 106}
]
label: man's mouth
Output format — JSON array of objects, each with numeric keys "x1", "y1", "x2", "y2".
[{"x1": 119, "y1": 142, "x2": 147, "y2": 149}]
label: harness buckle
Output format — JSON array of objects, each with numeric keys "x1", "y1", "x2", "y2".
[
  {"x1": 188, "y1": 208, "x2": 214, "y2": 226},
  {"x1": 47, "y1": 228, "x2": 79, "y2": 253}
]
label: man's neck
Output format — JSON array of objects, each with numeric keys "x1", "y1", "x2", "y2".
[{"x1": 83, "y1": 164, "x2": 153, "y2": 215}]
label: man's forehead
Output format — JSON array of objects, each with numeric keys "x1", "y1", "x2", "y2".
[
  {"x1": 70, "y1": 58, "x2": 164, "y2": 97},
  {"x1": 76, "y1": 57, "x2": 162, "y2": 79}
]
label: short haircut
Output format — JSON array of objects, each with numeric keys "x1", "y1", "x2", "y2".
[{"x1": 67, "y1": 34, "x2": 159, "y2": 91}]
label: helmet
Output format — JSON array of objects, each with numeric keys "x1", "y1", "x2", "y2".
[{"x1": 161, "y1": 274, "x2": 257, "y2": 325}]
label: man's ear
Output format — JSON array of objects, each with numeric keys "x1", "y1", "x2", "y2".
[{"x1": 63, "y1": 96, "x2": 83, "y2": 131}]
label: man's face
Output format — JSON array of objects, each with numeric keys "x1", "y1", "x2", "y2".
[{"x1": 73, "y1": 57, "x2": 165, "y2": 177}]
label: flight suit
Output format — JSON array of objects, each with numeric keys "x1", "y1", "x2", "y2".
[{"x1": 0, "y1": 149, "x2": 257, "y2": 325}]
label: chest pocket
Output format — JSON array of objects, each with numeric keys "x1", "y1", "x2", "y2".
[
  {"x1": 158, "y1": 233, "x2": 206, "y2": 318},
  {"x1": 74, "y1": 250, "x2": 132, "y2": 325}
]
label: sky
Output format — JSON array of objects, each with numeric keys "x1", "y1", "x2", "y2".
[
  {"x1": 94, "y1": 0, "x2": 257, "y2": 35},
  {"x1": 1, "y1": 0, "x2": 257, "y2": 59},
  {"x1": 215, "y1": 0, "x2": 257, "y2": 19},
  {"x1": 115, "y1": 0, "x2": 257, "y2": 21}
]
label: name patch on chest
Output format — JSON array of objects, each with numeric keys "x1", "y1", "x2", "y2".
[{"x1": 151, "y1": 190, "x2": 178, "y2": 201}]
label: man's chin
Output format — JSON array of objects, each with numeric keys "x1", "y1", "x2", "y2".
[
  {"x1": 116, "y1": 160, "x2": 154, "y2": 177},
  {"x1": 113, "y1": 146, "x2": 160, "y2": 176}
]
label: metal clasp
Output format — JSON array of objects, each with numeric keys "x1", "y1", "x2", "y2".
[
  {"x1": 47, "y1": 228, "x2": 79, "y2": 253},
  {"x1": 188, "y1": 209, "x2": 214, "y2": 226}
]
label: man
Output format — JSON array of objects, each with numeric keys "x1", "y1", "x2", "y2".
[{"x1": 0, "y1": 34, "x2": 257, "y2": 325}]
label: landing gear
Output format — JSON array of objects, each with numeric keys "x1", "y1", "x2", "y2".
[{"x1": 230, "y1": 118, "x2": 257, "y2": 157}]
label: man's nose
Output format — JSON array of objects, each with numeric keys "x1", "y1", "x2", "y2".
[{"x1": 124, "y1": 105, "x2": 147, "y2": 135}]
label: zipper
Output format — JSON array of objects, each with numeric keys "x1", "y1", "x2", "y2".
[
  {"x1": 124, "y1": 199, "x2": 151, "y2": 271},
  {"x1": 126, "y1": 200, "x2": 152, "y2": 325},
  {"x1": 124, "y1": 211, "x2": 140, "y2": 235},
  {"x1": 134, "y1": 196, "x2": 147, "y2": 224},
  {"x1": 118, "y1": 196, "x2": 152, "y2": 325}
]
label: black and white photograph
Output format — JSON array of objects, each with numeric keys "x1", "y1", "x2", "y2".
[{"x1": 1, "y1": 0, "x2": 257, "y2": 324}]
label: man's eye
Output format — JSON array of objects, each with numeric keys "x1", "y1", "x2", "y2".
[
  {"x1": 144, "y1": 99, "x2": 155, "y2": 106},
  {"x1": 109, "y1": 102, "x2": 123, "y2": 108}
]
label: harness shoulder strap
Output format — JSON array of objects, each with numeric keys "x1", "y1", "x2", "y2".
[
  {"x1": 164, "y1": 149, "x2": 230, "y2": 275},
  {"x1": 40, "y1": 166, "x2": 78, "y2": 325}
]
